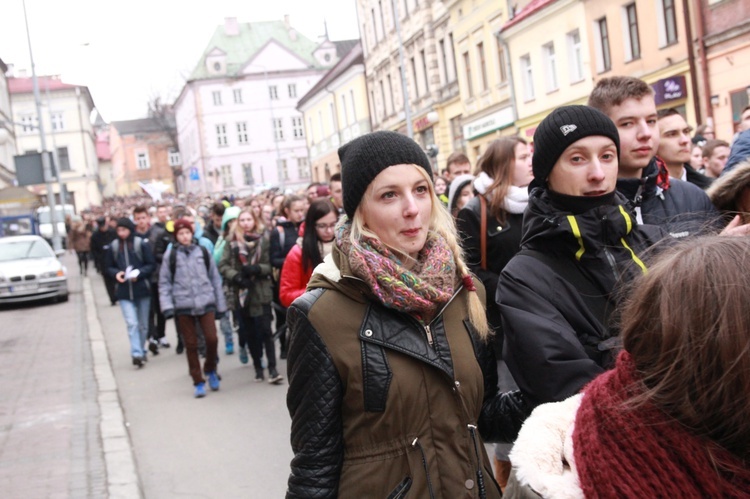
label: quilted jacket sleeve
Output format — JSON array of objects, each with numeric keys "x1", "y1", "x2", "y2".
[{"x1": 286, "y1": 291, "x2": 344, "y2": 499}]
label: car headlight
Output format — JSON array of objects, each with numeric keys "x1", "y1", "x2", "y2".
[{"x1": 41, "y1": 270, "x2": 65, "y2": 278}]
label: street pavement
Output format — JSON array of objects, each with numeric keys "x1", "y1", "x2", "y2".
[{"x1": 1, "y1": 252, "x2": 292, "y2": 498}]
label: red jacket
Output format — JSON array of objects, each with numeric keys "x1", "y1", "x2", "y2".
[{"x1": 279, "y1": 244, "x2": 312, "y2": 308}]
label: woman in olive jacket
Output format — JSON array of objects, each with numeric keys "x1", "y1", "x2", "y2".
[{"x1": 285, "y1": 131, "x2": 529, "y2": 499}]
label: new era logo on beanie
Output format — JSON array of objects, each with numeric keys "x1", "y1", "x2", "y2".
[
  {"x1": 531, "y1": 105, "x2": 620, "y2": 190},
  {"x1": 338, "y1": 131, "x2": 433, "y2": 219}
]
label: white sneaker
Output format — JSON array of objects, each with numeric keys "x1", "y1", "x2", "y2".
[{"x1": 159, "y1": 338, "x2": 171, "y2": 348}]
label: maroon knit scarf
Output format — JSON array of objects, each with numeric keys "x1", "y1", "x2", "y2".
[{"x1": 573, "y1": 351, "x2": 750, "y2": 498}]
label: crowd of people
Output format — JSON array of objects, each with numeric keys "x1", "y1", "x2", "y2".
[{"x1": 63, "y1": 75, "x2": 750, "y2": 497}]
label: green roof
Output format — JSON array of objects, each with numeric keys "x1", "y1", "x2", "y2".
[{"x1": 189, "y1": 20, "x2": 322, "y2": 80}]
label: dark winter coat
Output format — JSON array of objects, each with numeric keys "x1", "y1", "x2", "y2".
[
  {"x1": 218, "y1": 233, "x2": 273, "y2": 318},
  {"x1": 725, "y1": 129, "x2": 750, "y2": 174},
  {"x1": 104, "y1": 235, "x2": 155, "y2": 301},
  {"x1": 456, "y1": 196, "x2": 524, "y2": 352},
  {"x1": 146, "y1": 221, "x2": 172, "y2": 281},
  {"x1": 90, "y1": 228, "x2": 115, "y2": 268},
  {"x1": 286, "y1": 245, "x2": 530, "y2": 499},
  {"x1": 269, "y1": 219, "x2": 301, "y2": 270},
  {"x1": 683, "y1": 163, "x2": 714, "y2": 189},
  {"x1": 159, "y1": 243, "x2": 227, "y2": 317},
  {"x1": 706, "y1": 160, "x2": 750, "y2": 226},
  {"x1": 497, "y1": 189, "x2": 667, "y2": 408},
  {"x1": 616, "y1": 158, "x2": 720, "y2": 238}
]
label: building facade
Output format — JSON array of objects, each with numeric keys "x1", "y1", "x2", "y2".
[
  {"x1": 297, "y1": 42, "x2": 371, "y2": 182},
  {"x1": 8, "y1": 76, "x2": 101, "y2": 211},
  {"x1": 174, "y1": 17, "x2": 347, "y2": 195},
  {"x1": 0, "y1": 58, "x2": 16, "y2": 188},
  {"x1": 692, "y1": 0, "x2": 750, "y2": 140},
  {"x1": 109, "y1": 118, "x2": 178, "y2": 196}
]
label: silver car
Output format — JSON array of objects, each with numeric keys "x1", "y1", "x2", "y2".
[{"x1": 0, "y1": 235, "x2": 69, "y2": 304}]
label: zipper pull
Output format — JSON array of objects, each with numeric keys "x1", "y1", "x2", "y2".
[{"x1": 425, "y1": 324, "x2": 433, "y2": 346}]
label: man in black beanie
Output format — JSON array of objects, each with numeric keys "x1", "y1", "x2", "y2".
[{"x1": 496, "y1": 105, "x2": 667, "y2": 414}]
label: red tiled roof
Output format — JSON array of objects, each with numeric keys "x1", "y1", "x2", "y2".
[
  {"x1": 8, "y1": 76, "x2": 80, "y2": 94},
  {"x1": 502, "y1": 0, "x2": 558, "y2": 31}
]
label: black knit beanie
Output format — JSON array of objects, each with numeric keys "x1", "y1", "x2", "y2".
[
  {"x1": 338, "y1": 130, "x2": 433, "y2": 218},
  {"x1": 530, "y1": 105, "x2": 620, "y2": 190},
  {"x1": 116, "y1": 217, "x2": 135, "y2": 232}
]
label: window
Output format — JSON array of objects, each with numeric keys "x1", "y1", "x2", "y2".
[
  {"x1": 451, "y1": 115, "x2": 464, "y2": 152},
  {"x1": 350, "y1": 90, "x2": 357, "y2": 121},
  {"x1": 136, "y1": 151, "x2": 150, "y2": 170},
  {"x1": 280, "y1": 159, "x2": 289, "y2": 180},
  {"x1": 660, "y1": 0, "x2": 678, "y2": 46},
  {"x1": 496, "y1": 37, "x2": 507, "y2": 84},
  {"x1": 463, "y1": 52, "x2": 473, "y2": 98},
  {"x1": 57, "y1": 146, "x2": 71, "y2": 172},
  {"x1": 216, "y1": 124, "x2": 228, "y2": 147},
  {"x1": 237, "y1": 122, "x2": 249, "y2": 144},
  {"x1": 329, "y1": 103, "x2": 336, "y2": 130},
  {"x1": 308, "y1": 116, "x2": 315, "y2": 143},
  {"x1": 370, "y1": 90, "x2": 378, "y2": 120},
  {"x1": 298, "y1": 157, "x2": 310, "y2": 179},
  {"x1": 380, "y1": 80, "x2": 388, "y2": 118},
  {"x1": 233, "y1": 89, "x2": 243, "y2": 104},
  {"x1": 341, "y1": 94, "x2": 349, "y2": 126},
  {"x1": 596, "y1": 17, "x2": 612, "y2": 72},
  {"x1": 411, "y1": 57, "x2": 420, "y2": 98},
  {"x1": 567, "y1": 30, "x2": 584, "y2": 83},
  {"x1": 273, "y1": 118, "x2": 284, "y2": 141},
  {"x1": 221, "y1": 165, "x2": 233, "y2": 187},
  {"x1": 387, "y1": 75, "x2": 395, "y2": 114},
  {"x1": 168, "y1": 149, "x2": 181, "y2": 166},
  {"x1": 318, "y1": 110, "x2": 325, "y2": 138},
  {"x1": 20, "y1": 115, "x2": 35, "y2": 133},
  {"x1": 292, "y1": 117, "x2": 304, "y2": 138},
  {"x1": 624, "y1": 3, "x2": 641, "y2": 61},
  {"x1": 439, "y1": 39, "x2": 448, "y2": 84},
  {"x1": 449, "y1": 34, "x2": 458, "y2": 82},
  {"x1": 520, "y1": 54, "x2": 534, "y2": 101},
  {"x1": 543, "y1": 42, "x2": 558, "y2": 92},
  {"x1": 371, "y1": 9, "x2": 379, "y2": 43},
  {"x1": 242, "y1": 163, "x2": 254, "y2": 185},
  {"x1": 50, "y1": 112, "x2": 64, "y2": 131},
  {"x1": 477, "y1": 43, "x2": 488, "y2": 91},
  {"x1": 212, "y1": 91, "x2": 222, "y2": 105},
  {"x1": 378, "y1": 0, "x2": 386, "y2": 35},
  {"x1": 288, "y1": 84, "x2": 297, "y2": 98},
  {"x1": 269, "y1": 85, "x2": 278, "y2": 100},
  {"x1": 421, "y1": 49, "x2": 430, "y2": 94}
]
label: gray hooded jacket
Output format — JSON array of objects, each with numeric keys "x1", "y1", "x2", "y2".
[{"x1": 159, "y1": 244, "x2": 227, "y2": 317}]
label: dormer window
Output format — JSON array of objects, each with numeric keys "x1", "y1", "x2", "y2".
[
  {"x1": 213, "y1": 62, "x2": 221, "y2": 71},
  {"x1": 324, "y1": 53, "x2": 331, "y2": 62}
]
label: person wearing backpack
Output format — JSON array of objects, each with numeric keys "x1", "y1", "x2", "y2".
[
  {"x1": 160, "y1": 218, "x2": 227, "y2": 398},
  {"x1": 105, "y1": 217, "x2": 156, "y2": 368},
  {"x1": 213, "y1": 206, "x2": 240, "y2": 356}
]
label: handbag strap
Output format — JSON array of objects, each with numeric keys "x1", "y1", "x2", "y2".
[{"x1": 479, "y1": 194, "x2": 488, "y2": 270}]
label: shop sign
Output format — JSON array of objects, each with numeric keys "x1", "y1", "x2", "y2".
[
  {"x1": 463, "y1": 107, "x2": 514, "y2": 140},
  {"x1": 652, "y1": 75, "x2": 687, "y2": 105}
]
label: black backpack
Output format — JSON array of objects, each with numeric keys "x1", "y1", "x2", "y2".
[{"x1": 169, "y1": 245, "x2": 211, "y2": 283}]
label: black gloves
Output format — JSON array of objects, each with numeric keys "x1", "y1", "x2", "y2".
[
  {"x1": 242, "y1": 264, "x2": 261, "y2": 278},
  {"x1": 215, "y1": 311, "x2": 225, "y2": 320}
]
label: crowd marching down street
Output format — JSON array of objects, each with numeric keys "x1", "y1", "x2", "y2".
[{"x1": 63, "y1": 76, "x2": 750, "y2": 497}]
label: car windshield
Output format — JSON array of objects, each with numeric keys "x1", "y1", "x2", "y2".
[{"x1": 0, "y1": 240, "x2": 54, "y2": 262}]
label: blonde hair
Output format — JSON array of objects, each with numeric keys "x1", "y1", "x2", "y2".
[
  {"x1": 352, "y1": 165, "x2": 490, "y2": 339},
  {"x1": 232, "y1": 206, "x2": 263, "y2": 244}
]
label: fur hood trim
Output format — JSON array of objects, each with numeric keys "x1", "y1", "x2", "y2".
[
  {"x1": 509, "y1": 394, "x2": 584, "y2": 499},
  {"x1": 706, "y1": 160, "x2": 750, "y2": 212}
]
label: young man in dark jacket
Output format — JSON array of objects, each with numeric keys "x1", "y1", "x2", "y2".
[
  {"x1": 656, "y1": 108, "x2": 713, "y2": 189},
  {"x1": 145, "y1": 204, "x2": 173, "y2": 352},
  {"x1": 90, "y1": 216, "x2": 117, "y2": 305},
  {"x1": 588, "y1": 76, "x2": 750, "y2": 238},
  {"x1": 105, "y1": 217, "x2": 156, "y2": 367},
  {"x1": 498, "y1": 105, "x2": 666, "y2": 410}
]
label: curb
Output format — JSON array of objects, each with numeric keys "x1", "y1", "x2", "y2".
[{"x1": 82, "y1": 278, "x2": 142, "y2": 498}]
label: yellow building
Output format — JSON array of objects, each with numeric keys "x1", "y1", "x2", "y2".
[
  {"x1": 297, "y1": 42, "x2": 371, "y2": 183},
  {"x1": 583, "y1": 0, "x2": 698, "y2": 126},
  {"x1": 501, "y1": 0, "x2": 594, "y2": 146},
  {"x1": 448, "y1": 0, "x2": 518, "y2": 166}
]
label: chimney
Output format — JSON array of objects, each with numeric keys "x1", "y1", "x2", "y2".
[{"x1": 224, "y1": 17, "x2": 239, "y2": 36}]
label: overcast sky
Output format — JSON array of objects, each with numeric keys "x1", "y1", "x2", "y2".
[{"x1": 0, "y1": 0, "x2": 360, "y2": 122}]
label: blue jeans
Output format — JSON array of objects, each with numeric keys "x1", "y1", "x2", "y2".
[
  {"x1": 120, "y1": 297, "x2": 151, "y2": 358},
  {"x1": 219, "y1": 314, "x2": 233, "y2": 345}
]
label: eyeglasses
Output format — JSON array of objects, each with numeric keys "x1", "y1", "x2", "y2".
[{"x1": 315, "y1": 223, "x2": 337, "y2": 230}]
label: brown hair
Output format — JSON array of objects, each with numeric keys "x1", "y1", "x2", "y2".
[
  {"x1": 477, "y1": 137, "x2": 526, "y2": 223},
  {"x1": 588, "y1": 76, "x2": 654, "y2": 115},
  {"x1": 702, "y1": 139, "x2": 730, "y2": 158},
  {"x1": 621, "y1": 236, "x2": 750, "y2": 460},
  {"x1": 282, "y1": 194, "x2": 305, "y2": 218},
  {"x1": 132, "y1": 205, "x2": 149, "y2": 216},
  {"x1": 446, "y1": 152, "x2": 470, "y2": 172}
]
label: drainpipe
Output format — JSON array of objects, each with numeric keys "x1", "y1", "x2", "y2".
[
  {"x1": 683, "y1": 0, "x2": 702, "y2": 123},
  {"x1": 691, "y1": 0, "x2": 712, "y2": 121}
]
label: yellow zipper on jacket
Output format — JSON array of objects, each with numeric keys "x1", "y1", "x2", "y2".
[{"x1": 617, "y1": 205, "x2": 648, "y2": 274}]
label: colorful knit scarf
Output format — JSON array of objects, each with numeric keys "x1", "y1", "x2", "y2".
[
  {"x1": 573, "y1": 351, "x2": 750, "y2": 498},
  {"x1": 336, "y1": 221, "x2": 455, "y2": 322}
]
